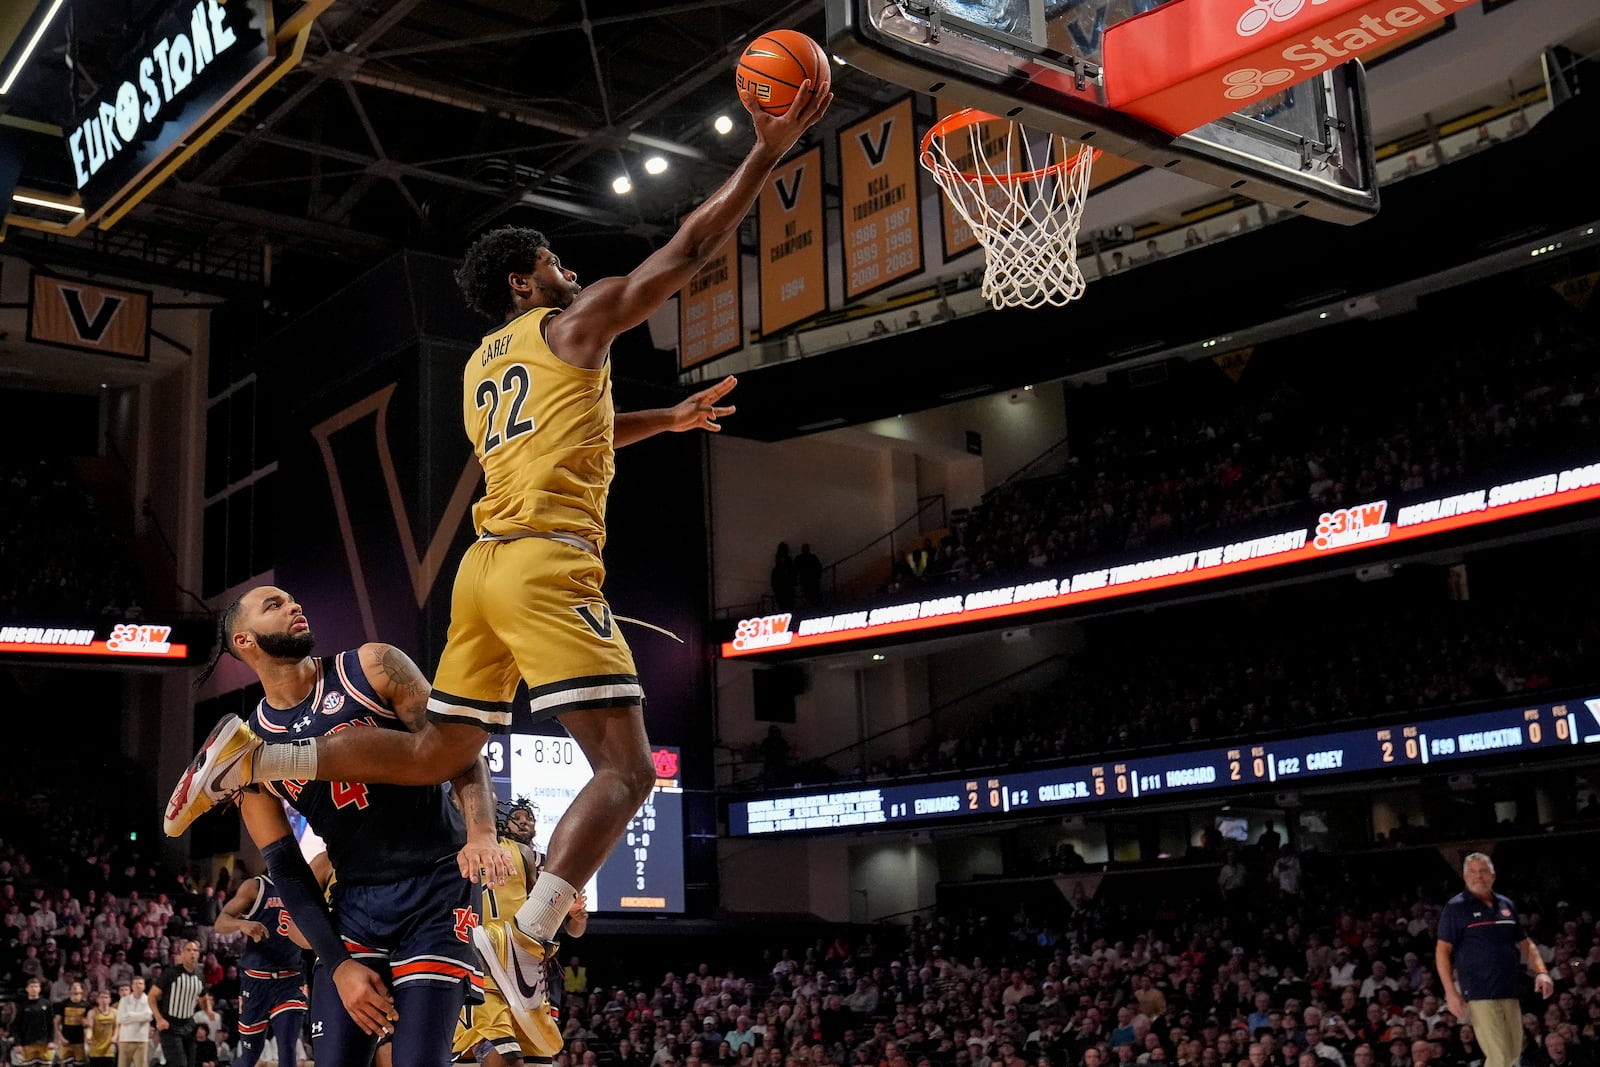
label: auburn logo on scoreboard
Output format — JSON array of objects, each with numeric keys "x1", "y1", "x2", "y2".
[{"x1": 27, "y1": 272, "x2": 151, "y2": 360}]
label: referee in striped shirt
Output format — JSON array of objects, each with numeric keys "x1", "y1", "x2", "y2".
[{"x1": 151, "y1": 940, "x2": 206, "y2": 1067}]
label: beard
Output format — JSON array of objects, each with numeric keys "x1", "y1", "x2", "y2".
[{"x1": 254, "y1": 628, "x2": 316, "y2": 660}]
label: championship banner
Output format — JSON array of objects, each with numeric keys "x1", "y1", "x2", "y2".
[
  {"x1": 1104, "y1": 0, "x2": 1468, "y2": 135},
  {"x1": 1553, "y1": 272, "x2": 1598, "y2": 312},
  {"x1": 65, "y1": 0, "x2": 275, "y2": 223},
  {"x1": 27, "y1": 272, "x2": 151, "y2": 360},
  {"x1": 678, "y1": 232, "x2": 742, "y2": 370},
  {"x1": 758, "y1": 145, "x2": 826, "y2": 336},
  {"x1": 837, "y1": 96, "x2": 923, "y2": 301},
  {"x1": 937, "y1": 99, "x2": 1018, "y2": 262},
  {"x1": 723, "y1": 456, "x2": 1600, "y2": 658}
]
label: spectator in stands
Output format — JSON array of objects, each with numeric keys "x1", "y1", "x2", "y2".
[
  {"x1": 795, "y1": 545, "x2": 823, "y2": 605},
  {"x1": 772, "y1": 544, "x2": 797, "y2": 611}
]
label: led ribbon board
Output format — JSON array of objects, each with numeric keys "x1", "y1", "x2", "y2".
[
  {"x1": 0, "y1": 620, "x2": 192, "y2": 661},
  {"x1": 727, "y1": 695, "x2": 1600, "y2": 835},
  {"x1": 722, "y1": 459, "x2": 1600, "y2": 657}
]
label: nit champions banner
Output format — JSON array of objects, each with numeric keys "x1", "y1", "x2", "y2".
[
  {"x1": 678, "y1": 232, "x2": 742, "y2": 370},
  {"x1": 838, "y1": 96, "x2": 923, "y2": 301},
  {"x1": 758, "y1": 145, "x2": 826, "y2": 336}
]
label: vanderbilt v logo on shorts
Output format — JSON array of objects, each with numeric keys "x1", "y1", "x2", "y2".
[{"x1": 573, "y1": 603, "x2": 615, "y2": 640}]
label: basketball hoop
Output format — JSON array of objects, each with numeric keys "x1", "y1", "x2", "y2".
[{"x1": 921, "y1": 109, "x2": 1100, "y2": 310}]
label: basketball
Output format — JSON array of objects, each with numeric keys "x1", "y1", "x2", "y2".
[{"x1": 736, "y1": 30, "x2": 827, "y2": 115}]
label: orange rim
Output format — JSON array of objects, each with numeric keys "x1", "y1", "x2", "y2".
[{"x1": 921, "y1": 108, "x2": 1100, "y2": 187}]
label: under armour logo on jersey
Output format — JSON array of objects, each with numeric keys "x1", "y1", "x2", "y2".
[
  {"x1": 293, "y1": 715, "x2": 313, "y2": 733},
  {"x1": 311, "y1": 1020, "x2": 323, "y2": 1038},
  {"x1": 574, "y1": 603, "x2": 615, "y2": 640}
]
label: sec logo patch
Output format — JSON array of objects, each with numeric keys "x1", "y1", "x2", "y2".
[{"x1": 322, "y1": 691, "x2": 346, "y2": 714}]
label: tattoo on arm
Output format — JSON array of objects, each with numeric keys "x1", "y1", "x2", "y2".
[
  {"x1": 365, "y1": 643, "x2": 430, "y2": 729},
  {"x1": 450, "y1": 756, "x2": 497, "y2": 837}
]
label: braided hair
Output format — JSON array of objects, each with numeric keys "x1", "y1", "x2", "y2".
[
  {"x1": 496, "y1": 795, "x2": 537, "y2": 838},
  {"x1": 193, "y1": 594, "x2": 247, "y2": 687}
]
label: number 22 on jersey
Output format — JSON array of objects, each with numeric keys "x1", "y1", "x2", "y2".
[{"x1": 476, "y1": 363, "x2": 536, "y2": 453}]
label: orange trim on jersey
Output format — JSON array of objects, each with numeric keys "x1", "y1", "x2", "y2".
[
  {"x1": 336, "y1": 653, "x2": 397, "y2": 718},
  {"x1": 391, "y1": 960, "x2": 472, "y2": 979}
]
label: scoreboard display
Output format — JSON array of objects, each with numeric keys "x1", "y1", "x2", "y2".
[
  {"x1": 485, "y1": 733, "x2": 685, "y2": 913},
  {"x1": 727, "y1": 695, "x2": 1600, "y2": 836}
]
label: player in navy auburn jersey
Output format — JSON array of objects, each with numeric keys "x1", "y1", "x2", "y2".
[
  {"x1": 167, "y1": 69, "x2": 830, "y2": 1025},
  {"x1": 202, "y1": 586, "x2": 505, "y2": 1067},
  {"x1": 215, "y1": 874, "x2": 309, "y2": 1067}
]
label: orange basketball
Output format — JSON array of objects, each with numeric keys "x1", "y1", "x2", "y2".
[{"x1": 736, "y1": 30, "x2": 827, "y2": 115}]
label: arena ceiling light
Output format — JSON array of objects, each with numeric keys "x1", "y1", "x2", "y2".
[
  {"x1": 12, "y1": 191, "x2": 82, "y2": 215},
  {"x1": 611, "y1": 175, "x2": 633, "y2": 195},
  {"x1": 713, "y1": 115, "x2": 734, "y2": 135},
  {"x1": 644, "y1": 156, "x2": 668, "y2": 176},
  {"x1": 0, "y1": 0, "x2": 66, "y2": 96}
]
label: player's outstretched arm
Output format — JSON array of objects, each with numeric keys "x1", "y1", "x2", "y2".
[
  {"x1": 213, "y1": 877, "x2": 266, "y2": 942},
  {"x1": 548, "y1": 82, "x2": 832, "y2": 369},
  {"x1": 615, "y1": 376, "x2": 738, "y2": 448}
]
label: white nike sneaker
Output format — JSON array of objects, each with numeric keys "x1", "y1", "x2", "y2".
[
  {"x1": 164, "y1": 714, "x2": 262, "y2": 836},
  {"x1": 473, "y1": 920, "x2": 562, "y2": 1051}
]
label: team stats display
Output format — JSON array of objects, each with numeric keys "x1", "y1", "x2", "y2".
[
  {"x1": 727, "y1": 696, "x2": 1600, "y2": 836},
  {"x1": 486, "y1": 734, "x2": 685, "y2": 912}
]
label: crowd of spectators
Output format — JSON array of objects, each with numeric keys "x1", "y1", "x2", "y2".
[
  {"x1": 541, "y1": 837, "x2": 1600, "y2": 1067},
  {"x1": 880, "y1": 322, "x2": 1597, "y2": 596},
  {"x1": 0, "y1": 459, "x2": 144, "y2": 621},
  {"x1": 0, "y1": 762, "x2": 255, "y2": 1063}
]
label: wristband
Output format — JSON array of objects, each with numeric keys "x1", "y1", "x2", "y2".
[{"x1": 261, "y1": 836, "x2": 351, "y2": 971}]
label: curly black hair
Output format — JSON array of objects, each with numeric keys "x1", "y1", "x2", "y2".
[{"x1": 454, "y1": 226, "x2": 550, "y2": 321}]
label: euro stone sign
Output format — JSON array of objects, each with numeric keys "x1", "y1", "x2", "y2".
[
  {"x1": 723, "y1": 459, "x2": 1600, "y2": 657},
  {"x1": 66, "y1": 0, "x2": 270, "y2": 206}
]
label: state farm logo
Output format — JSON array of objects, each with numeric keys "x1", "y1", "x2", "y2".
[
  {"x1": 1222, "y1": 67, "x2": 1293, "y2": 99},
  {"x1": 1237, "y1": 0, "x2": 1305, "y2": 36}
]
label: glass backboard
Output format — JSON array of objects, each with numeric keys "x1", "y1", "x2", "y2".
[{"x1": 828, "y1": 0, "x2": 1379, "y2": 223}]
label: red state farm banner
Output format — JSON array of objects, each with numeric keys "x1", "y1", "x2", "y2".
[{"x1": 1103, "y1": 0, "x2": 1467, "y2": 135}]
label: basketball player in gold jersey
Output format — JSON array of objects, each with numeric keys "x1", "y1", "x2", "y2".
[
  {"x1": 167, "y1": 64, "x2": 831, "y2": 989},
  {"x1": 453, "y1": 799, "x2": 585, "y2": 1067}
]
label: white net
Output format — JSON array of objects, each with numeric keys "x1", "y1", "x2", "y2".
[{"x1": 920, "y1": 111, "x2": 1099, "y2": 310}]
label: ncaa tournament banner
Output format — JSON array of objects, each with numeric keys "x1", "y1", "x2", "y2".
[
  {"x1": 935, "y1": 98, "x2": 1021, "y2": 262},
  {"x1": 758, "y1": 145, "x2": 826, "y2": 336},
  {"x1": 837, "y1": 96, "x2": 923, "y2": 301},
  {"x1": 678, "y1": 231, "x2": 742, "y2": 370}
]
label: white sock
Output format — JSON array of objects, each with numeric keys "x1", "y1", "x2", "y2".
[
  {"x1": 249, "y1": 739, "x2": 319, "y2": 784},
  {"x1": 515, "y1": 871, "x2": 578, "y2": 941}
]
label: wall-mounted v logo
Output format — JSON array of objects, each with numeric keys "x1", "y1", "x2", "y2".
[{"x1": 311, "y1": 384, "x2": 483, "y2": 641}]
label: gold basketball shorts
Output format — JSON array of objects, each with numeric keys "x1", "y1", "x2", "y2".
[{"x1": 428, "y1": 535, "x2": 643, "y2": 730}]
